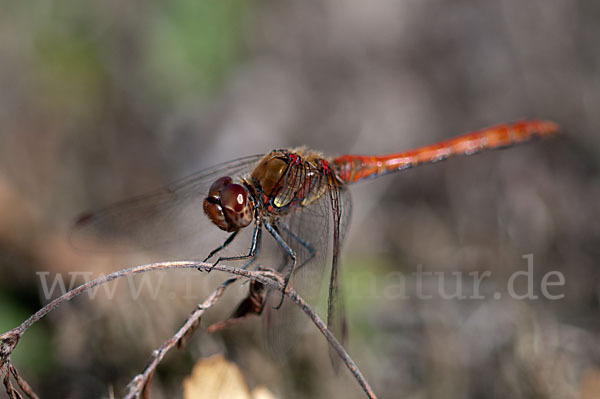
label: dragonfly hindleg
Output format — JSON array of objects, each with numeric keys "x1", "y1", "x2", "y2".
[
  {"x1": 279, "y1": 222, "x2": 317, "y2": 273},
  {"x1": 264, "y1": 221, "x2": 296, "y2": 309}
]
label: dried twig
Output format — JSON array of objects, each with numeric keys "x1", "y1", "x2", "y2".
[
  {"x1": 124, "y1": 276, "x2": 238, "y2": 399},
  {"x1": 9, "y1": 365, "x2": 38, "y2": 399},
  {"x1": 0, "y1": 261, "x2": 377, "y2": 399},
  {"x1": 2, "y1": 261, "x2": 254, "y2": 339},
  {"x1": 124, "y1": 268, "x2": 377, "y2": 399}
]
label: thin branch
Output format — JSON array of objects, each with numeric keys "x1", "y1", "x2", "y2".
[
  {"x1": 124, "y1": 277, "x2": 238, "y2": 399},
  {"x1": 2, "y1": 363, "x2": 20, "y2": 399},
  {"x1": 124, "y1": 268, "x2": 377, "y2": 399},
  {"x1": 9, "y1": 365, "x2": 38, "y2": 399},
  {"x1": 5, "y1": 261, "x2": 257, "y2": 339},
  {"x1": 0, "y1": 260, "x2": 377, "y2": 399},
  {"x1": 0, "y1": 262, "x2": 257, "y2": 399}
]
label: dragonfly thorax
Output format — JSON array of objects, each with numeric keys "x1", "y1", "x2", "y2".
[
  {"x1": 203, "y1": 176, "x2": 254, "y2": 232},
  {"x1": 250, "y1": 149, "x2": 332, "y2": 211}
]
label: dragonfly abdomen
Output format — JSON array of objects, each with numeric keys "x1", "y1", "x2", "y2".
[{"x1": 332, "y1": 119, "x2": 559, "y2": 184}]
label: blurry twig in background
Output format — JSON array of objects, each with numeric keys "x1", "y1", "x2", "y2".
[
  {"x1": 0, "y1": 261, "x2": 377, "y2": 399},
  {"x1": 125, "y1": 276, "x2": 238, "y2": 399}
]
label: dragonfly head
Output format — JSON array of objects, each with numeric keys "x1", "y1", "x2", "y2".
[{"x1": 203, "y1": 176, "x2": 253, "y2": 232}]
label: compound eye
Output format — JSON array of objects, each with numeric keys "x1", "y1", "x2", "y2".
[
  {"x1": 220, "y1": 183, "x2": 247, "y2": 213},
  {"x1": 208, "y1": 176, "x2": 233, "y2": 199}
]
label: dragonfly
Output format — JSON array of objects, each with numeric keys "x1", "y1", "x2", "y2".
[{"x1": 73, "y1": 119, "x2": 559, "y2": 344}]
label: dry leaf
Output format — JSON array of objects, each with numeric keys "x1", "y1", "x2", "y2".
[
  {"x1": 579, "y1": 368, "x2": 600, "y2": 399},
  {"x1": 183, "y1": 354, "x2": 276, "y2": 399},
  {"x1": 250, "y1": 386, "x2": 278, "y2": 399}
]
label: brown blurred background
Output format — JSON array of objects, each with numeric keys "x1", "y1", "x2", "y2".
[{"x1": 1, "y1": 1, "x2": 600, "y2": 398}]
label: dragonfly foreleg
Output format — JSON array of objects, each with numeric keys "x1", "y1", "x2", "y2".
[
  {"x1": 264, "y1": 221, "x2": 296, "y2": 309},
  {"x1": 241, "y1": 226, "x2": 262, "y2": 270},
  {"x1": 203, "y1": 230, "x2": 239, "y2": 262},
  {"x1": 206, "y1": 221, "x2": 262, "y2": 272}
]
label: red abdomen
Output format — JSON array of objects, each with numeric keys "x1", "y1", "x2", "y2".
[{"x1": 333, "y1": 119, "x2": 559, "y2": 184}]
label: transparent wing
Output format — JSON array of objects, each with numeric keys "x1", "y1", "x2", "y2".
[
  {"x1": 283, "y1": 197, "x2": 331, "y2": 301},
  {"x1": 326, "y1": 184, "x2": 351, "y2": 370},
  {"x1": 262, "y1": 192, "x2": 330, "y2": 358},
  {"x1": 327, "y1": 185, "x2": 351, "y2": 347},
  {"x1": 263, "y1": 178, "x2": 352, "y2": 359},
  {"x1": 70, "y1": 154, "x2": 264, "y2": 257}
]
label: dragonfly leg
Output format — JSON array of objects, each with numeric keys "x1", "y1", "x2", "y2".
[
  {"x1": 241, "y1": 226, "x2": 262, "y2": 270},
  {"x1": 279, "y1": 223, "x2": 316, "y2": 273},
  {"x1": 275, "y1": 248, "x2": 290, "y2": 273},
  {"x1": 208, "y1": 221, "x2": 262, "y2": 272},
  {"x1": 203, "y1": 230, "x2": 239, "y2": 262},
  {"x1": 264, "y1": 221, "x2": 296, "y2": 309}
]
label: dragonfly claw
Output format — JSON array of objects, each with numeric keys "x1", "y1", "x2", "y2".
[
  {"x1": 273, "y1": 293, "x2": 285, "y2": 310},
  {"x1": 207, "y1": 259, "x2": 220, "y2": 273},
  {"x1": 273, "y1": 277, "x2": 290, "y2": 310}
]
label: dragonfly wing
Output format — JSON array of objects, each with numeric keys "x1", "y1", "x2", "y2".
[
  {"x1": 324, "y1": 184, "x2": 351, "y2": 371},
  {"x1": 70, "y1": 154, "x2": 264, "y2": 257},
  {"x1": 262, "y1": 189, "x2": 331, "y2": 358},
  {"x1": 262, "y1": 180, "x2": 352, "y2": 363},
  {"x1": 328, "y1": 185, "x2": 351, "y2": 347}
]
